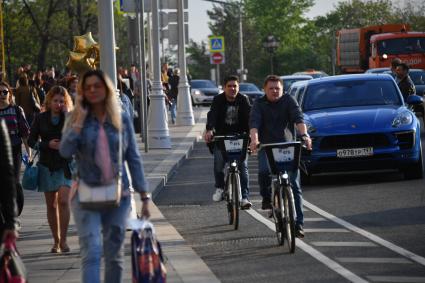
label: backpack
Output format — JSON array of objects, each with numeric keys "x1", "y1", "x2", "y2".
[{"x1": 131, "y1": 221, "x2": 166, "y2": 283}]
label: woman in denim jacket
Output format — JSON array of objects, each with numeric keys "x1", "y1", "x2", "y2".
[{"x1": 59, "y1": 70, "x2": 150, "y2": 283}]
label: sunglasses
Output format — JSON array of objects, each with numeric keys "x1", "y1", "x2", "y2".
[{"x1": 1, "y1": 90, "x2": 9, "y2": 96}]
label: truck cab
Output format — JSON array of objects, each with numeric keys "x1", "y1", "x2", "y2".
[{"x1": 370, "y1": 32, "x2": 425, "y2": 69}]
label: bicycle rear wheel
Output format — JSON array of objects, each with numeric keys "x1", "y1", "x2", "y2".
[
  {"x1": 283, "y1": 185, "x2": 296, "y2": 253},
  {"x1": 231, "y1": 172, "x2": 240, "y2": 230}
]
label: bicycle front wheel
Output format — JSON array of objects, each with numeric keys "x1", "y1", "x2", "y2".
[
  {"x1": 273, "y1": 186, "x2": 285, "y2": 246},
  {"x1": 231, "y1": 172, "x2": 240, "y2": 230},
  {"x1": 225, "y1": 173, "x2": 233, "y2": 225},
  {"x1": 283, "y1": 185, "x2": 296, "y2": 253}
]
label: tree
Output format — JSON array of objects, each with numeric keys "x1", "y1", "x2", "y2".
[
  {"x1": 2, "y1": 0, "x2": 131, "y2": 82},
  {"x1": 186, "y1": 40, "x2": 211, "y2": 79}
]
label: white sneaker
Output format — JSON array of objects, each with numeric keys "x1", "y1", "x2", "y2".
[
  {"x1": 241, "y1": 198, "x2": 252, "y2": 209},
  {"x1": 212, "y1": 188, "x2": 224, "y2": 202}
]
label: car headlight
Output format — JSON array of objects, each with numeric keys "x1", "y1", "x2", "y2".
[
  {"x1": 192, "y1": 89, "x2": 204, "y2": 97},
  {"x1": 392, "y1": 111, "x2": 413, "y2": 127}
]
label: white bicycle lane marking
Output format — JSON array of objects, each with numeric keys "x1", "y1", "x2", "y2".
[
  {"x1": 246, "y1": 208, "x2": 368, "y2": 283},
  {"x1": 246, "y1": 200, "x2": 425, "y2": 283},
  {"x1": 303, "y1": 200, "x2": 425, "y2": 267}
]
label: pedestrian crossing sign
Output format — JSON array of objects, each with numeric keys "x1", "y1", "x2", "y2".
[{"x1": 209, "y1": 36, "x2": 225, "y2": 53}]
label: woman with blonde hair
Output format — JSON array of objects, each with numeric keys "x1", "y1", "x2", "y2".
[
  {"x1": 28, "y1": 85, "x2": 74, "y2": 253},
  {"x1": 60, "y1": 70, "x2": 150, "y2": 283}
]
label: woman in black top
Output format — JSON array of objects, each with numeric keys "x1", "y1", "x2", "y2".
[{"x1": 28, "y1": 86, "x2": 74, "y2": 253}]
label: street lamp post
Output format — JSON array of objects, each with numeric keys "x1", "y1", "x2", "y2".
[
  {"x1": 97, "y1": 0, "x2": 117, "y2": 85},
  {"x1": 176, "y1": 0, "x2": 194, "y2": 126},
  {"x1": 147, "y1": 0, "x2": 171, "y2": 149},
  {"x1": 263, "y1": 35, "x2": 279, "y2": 74}
]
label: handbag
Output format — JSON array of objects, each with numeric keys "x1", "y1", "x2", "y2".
[
  {"x1": 77, "y1": 127, "x2": 123, "y2": 210},
  {"x1": 21, "y1": 150, "x2": 39, "y2": 191},
  {"x1": 0, "y1": 235, "x2": 27, "y2": 283},
  {"x1": 131, "y1": 221, "x2": 167, "y2": 283}
]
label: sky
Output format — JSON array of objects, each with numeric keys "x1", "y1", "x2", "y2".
[{"x1": 188, "y1": 0, "x2": 342, "y2": 44}]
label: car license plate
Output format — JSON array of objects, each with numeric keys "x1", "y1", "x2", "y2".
[{"x1": 336, "y1": 147, "x2": 373, "y2": 158}]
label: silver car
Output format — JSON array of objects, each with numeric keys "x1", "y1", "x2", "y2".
[{"x1": 190, "y1": 79, "x2": 220, "y2": 106}]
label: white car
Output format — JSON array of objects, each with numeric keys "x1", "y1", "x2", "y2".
[{"x1": 190, "y1": 79, "x2": 220, "y2": 106}]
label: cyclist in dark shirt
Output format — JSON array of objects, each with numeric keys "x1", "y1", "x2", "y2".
[
  {"x1": 204, "y1": 75, "x2": 252, "y2": 209},
  {"x1": 249, "y1": 75, "x2": 312, "y2": 238}
]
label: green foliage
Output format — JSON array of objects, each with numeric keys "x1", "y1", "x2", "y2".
[
  {"x1": 2, "y1": 0, "x2": 130, "y2": 82},
  {"x1": 186, "y1": 40, "x2": 211, "y2": 79}
]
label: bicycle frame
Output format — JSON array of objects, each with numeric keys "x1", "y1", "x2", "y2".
[
  {"x1": 213, "y1": 134, "x2": 249, "y2": 230},
  {"x1": 260, "y1": 141, "x2": 301, "y2": 252}
]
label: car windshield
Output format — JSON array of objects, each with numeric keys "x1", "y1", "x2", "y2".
[
  {"x1": 377, "y1": 37, "x2": 425, "y2": 55},
  {"x1": 410, "y1": 71, "x2": 425, "y2": 85},
  {"x1": 239, "y1": 84, "x2": 260, "y2": 91},
  {"x1": 191, "y1": 80, "x2": 217, "y2": 88},
  {"x1": 283, "y1": 79, "x2": 310, "y2": 92},
  {"x1": 302, "y1": 80, "x2": 402, "y2": 111},
  {"x1": 366, "y1": 68, "x2": 390, "y2": 73}
]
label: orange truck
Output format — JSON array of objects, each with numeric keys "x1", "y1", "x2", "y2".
[{"x1": 336, "y1": 24, "x2": 425, "y2": 73}]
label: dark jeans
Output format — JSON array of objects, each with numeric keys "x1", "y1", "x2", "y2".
[
  {"x1": 257, "y1": 149, "x2": 304, "y2": 226},
  {"x1": 213, "y1": 145, "x2": 249, "y2": 199},
  {"x1": 12, "y1": 144, "x2": 22, "y2": 182}
]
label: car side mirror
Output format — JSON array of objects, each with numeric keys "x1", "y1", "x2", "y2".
[{"x1": 406, "y1": 95, "x2": 423, "y2": 105}]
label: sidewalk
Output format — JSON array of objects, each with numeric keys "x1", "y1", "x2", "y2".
[{"x1": 17, "y1": 107, "x2": 220, "y2": 283}]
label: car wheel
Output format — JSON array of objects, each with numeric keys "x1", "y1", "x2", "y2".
[
  {"x1": 191, "y1": 96, "x2": 196, "y2": 107},
  {"x1": 403, "y1": 146, "x2": 424, "y2": 180}
]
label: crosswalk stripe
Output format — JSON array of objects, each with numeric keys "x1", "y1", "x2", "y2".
[
  {"x1": 305, "y1": 228, "x2": 350, "y2": 233},
  {"x1": 304, "y1": 200, "x2": 425, "y2": 266},
  {"x1": 246, "y1": 209, "x2": 368, "y2": 283},
  {"x1": 311, "y1": 241, "x2": 377, "y2": 247},
  {"x1": 304, "y1": 217, "x2": 327, "y2": 222},
  {"x1": 336, "y1": 257, "x2": 412, "y2": 264},
  {"x1": 366, "y1": 276, "x2": 425, "y2": 282}
]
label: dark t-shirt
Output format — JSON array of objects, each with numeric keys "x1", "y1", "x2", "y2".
[{"x1": 223, "y1": 101, "x2": 240, "y2": 134}]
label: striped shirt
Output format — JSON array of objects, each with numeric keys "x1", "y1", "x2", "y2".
[{"x1": 0, "y1": 105, "x2": 30, "y2": 146}]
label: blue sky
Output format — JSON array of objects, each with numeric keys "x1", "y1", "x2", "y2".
[{"x1": 188, "y1": 0, "x2": 342, "y2": 43}]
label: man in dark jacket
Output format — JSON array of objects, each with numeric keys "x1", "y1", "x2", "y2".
[
  {"x1": 396, "y1": 63, "x2": 416, "y2": 101},
  {"x1": 249, "y1": 75, "x2": 312, "y2": 238},
  {"x1": 204, "y1": 75, "x2": 252, "y2": 208},
  {"x1": 0, "y1": 119, "x2": 18, "y2": 244}
]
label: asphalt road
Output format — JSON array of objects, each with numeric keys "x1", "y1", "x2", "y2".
[{"x1": 156, "y1": 132, "x2": 425, "y2": 283}]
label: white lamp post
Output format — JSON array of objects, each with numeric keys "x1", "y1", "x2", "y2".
[
  {"x1": 147, "y1": 0, "x2": 171, "y2": 148},
  {"x1": 176, "y1": 0, "x2": 194, "y2": 126},
  {"x1": 97, "y1": 0, "x2": 117, "y2": 85}
]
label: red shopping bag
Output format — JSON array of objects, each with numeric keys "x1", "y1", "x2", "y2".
[
  {"x1": 131, "y1": 221, "x2": 166, "y2": 283},
  {"x1": 0, "y1": 235, "x2": 26, "y2": 283}
]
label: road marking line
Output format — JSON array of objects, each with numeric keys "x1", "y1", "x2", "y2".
[
  {"x1": 304, "y1": 200, "x2": 425, "y2": 267},
  {"x1": 246, "y1": 209, "x2": 368, "y2": 283},
  {"x1": 366, "y1": 276, "x2": 425, "y2": 282},
  {"x1": 336, "y1": 257, "x2": 412, "y2": 264},
  {"x1": 305, "y1": 228, "x2": 350, "y2": 233},
  {"x1": 304, "y1": 217, "x2": 327, "y2": 222},
  {"x1": 312, "y1": 241, "x2": 377, "y2": 247}
]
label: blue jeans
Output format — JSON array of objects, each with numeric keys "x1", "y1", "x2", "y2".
[
  {"x1": 258, "y1": 149, "x2": 304, "y2": 226},
  {"x1": 213, "y1": 145, "x2": 249, "y2": 199},
  {"x1": 71, "y1": 195, "x2": 131, "y2": 283}
]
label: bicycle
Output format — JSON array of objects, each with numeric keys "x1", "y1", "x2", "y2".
[
  {"x1": 213, "y1": 134, "x2": 249, "y2": 230},
  {"x1": 259, "y1": 141, "x2": 302, "y2": 253}
]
